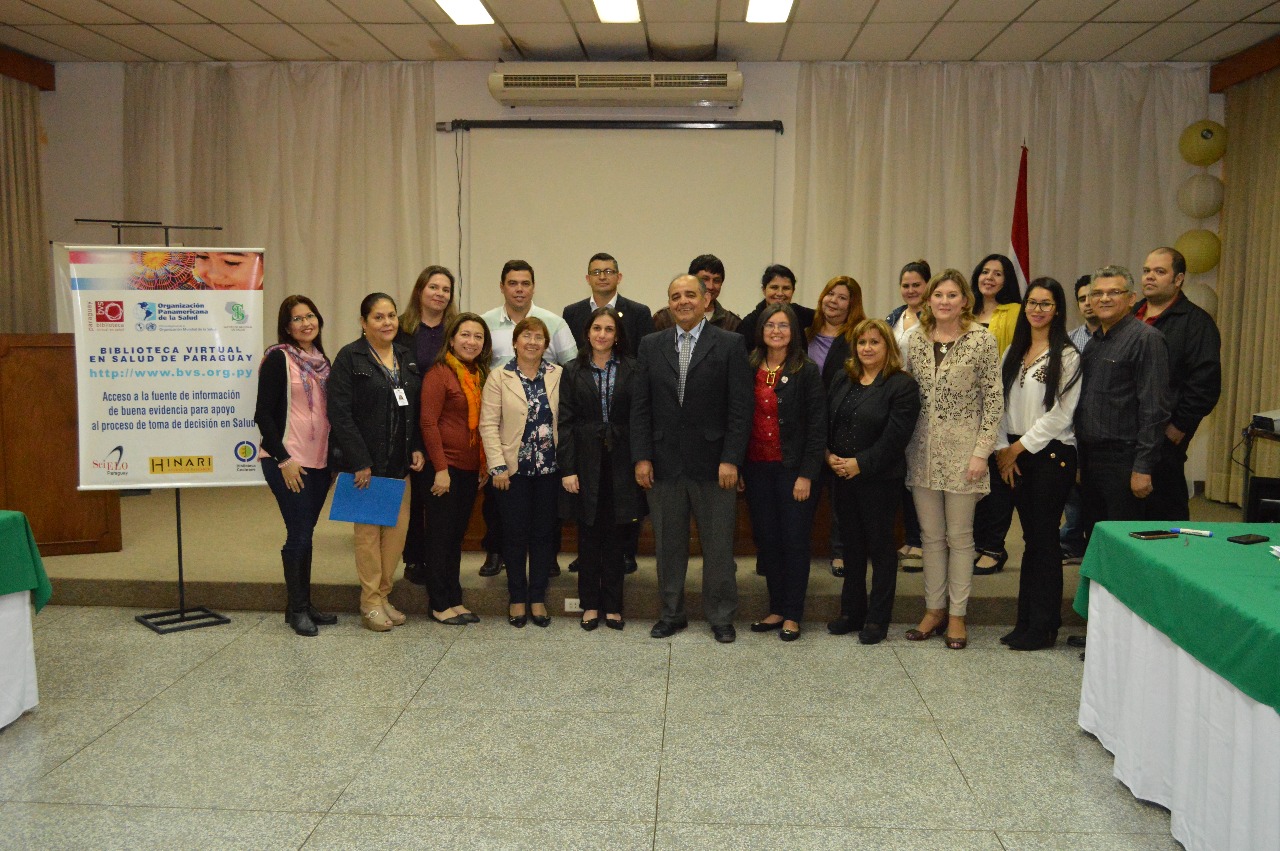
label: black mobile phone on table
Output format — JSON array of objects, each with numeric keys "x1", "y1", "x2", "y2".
[
  {"x1": 1227, "y1": 533, "x2": 1270, "y2": 545},
  {"x1": 1129, "y1": 530, "x2": 1178, "y2": 540}
]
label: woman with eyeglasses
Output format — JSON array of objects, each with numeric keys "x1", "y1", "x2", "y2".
[
  {"x1": 743, "y1": 303, "x2": 826, "y2": 642},
  {"x1": 995, "y1": 279, "x2": 1082, "y2": 650},
  {"x1": 256, "y1": 295, "x2": 335, "y2": 636}
]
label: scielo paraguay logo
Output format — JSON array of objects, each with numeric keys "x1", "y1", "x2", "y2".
[{"x1": 234, "y1": 441, "x2": 257, "y2": 462}]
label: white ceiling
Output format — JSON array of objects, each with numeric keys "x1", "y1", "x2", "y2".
[{"x1": 2, "y1": 0, "x2": 1278, "y2": 63}]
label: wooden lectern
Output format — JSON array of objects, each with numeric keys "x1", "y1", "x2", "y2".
[{"x1": 0, "y1": 334, "x2": 121, "y2": 555}]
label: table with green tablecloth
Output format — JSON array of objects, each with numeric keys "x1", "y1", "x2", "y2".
[
  {"x1": 1, "y1": 510, "x2": 50, "y2": 728},
  {"x1": 1074, "y1": 521, "x2": 1280, "y2": 851}
]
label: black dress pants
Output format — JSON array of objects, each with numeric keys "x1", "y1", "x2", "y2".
[
  {"x1": 1009, "y1": 440, "x2": 1077, "y2": 639},
  {"x1": 403, "y1": 467, "x2": 432, "y2": 566},
  {"x1": 1146, "y1": 437, "x2": 1190, "y2": 523},
  {"x1": 1079, "y1": 440, "x2": 1148, "y2": 535},
  {"x1": 423, "y1": 466, "x2": 479, "y2": 611},
  {"x1": 498, "y1": 473, "x2": 559, "y2": 605},
  {"x1": 973, "y1": 451, "x2": 1014, "y2": 558},
  {"x1": 576, "y1": 446, "x2": 628, "y2": 615},
  {"x1": 833, "y1": 475, "x2": 902, "y2": 628}
]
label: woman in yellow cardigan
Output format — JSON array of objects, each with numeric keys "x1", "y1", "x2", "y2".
[{"x1": 971, "y1": 253, "x2": 1022, "y2": 575}]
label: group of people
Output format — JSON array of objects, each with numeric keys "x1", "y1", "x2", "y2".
[{"x1": 253, "y1": 245, "x2": 1221, "y2": 651}]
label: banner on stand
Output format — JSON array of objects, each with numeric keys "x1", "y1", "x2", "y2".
[{"x1": 64, "y1": 246, "x2": 265, "y2": 489}]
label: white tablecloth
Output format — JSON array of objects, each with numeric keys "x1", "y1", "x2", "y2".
[
  {"x1": 0, "y1": 590, "x2": 38, "y2": 728},
  {"x1": 1079, "y1": 582, "x2": 1280, "y2": 851}
]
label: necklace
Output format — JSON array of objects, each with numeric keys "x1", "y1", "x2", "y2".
[{"x1": 763, "y1": 363, "x2": 783, "y2": 387}]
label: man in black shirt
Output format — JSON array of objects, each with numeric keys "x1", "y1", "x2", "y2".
[
  {"x1": 1134, "y1": 247, "x2": 1222, "y2": 521},
  {"x1": 1075, "y1": 264, "x2": 1171, "y2": 527},
  {"x1": 1068, "y1": 265, "x2": 1171, "y2": 650}
]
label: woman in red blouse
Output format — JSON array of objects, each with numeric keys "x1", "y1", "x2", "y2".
[
  {"x1": 418, "y1": 313, "x2": 492, "y2": 626},
  {"x1": 742, "y1": 303, "x2": 827, "y2": 641}
]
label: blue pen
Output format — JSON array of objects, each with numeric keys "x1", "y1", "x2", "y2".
[{"x1": 1171, "y1": 528, "x2": 1213, "y2": 537}]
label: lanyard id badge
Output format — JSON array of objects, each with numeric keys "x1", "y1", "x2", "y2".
[{"x1": 393, "y1": 388, "x2": 409, "y2": 407}]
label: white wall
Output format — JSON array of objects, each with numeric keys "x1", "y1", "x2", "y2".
[{"x1": 430, "y1": 61, "x2": 799, "y2": 316}]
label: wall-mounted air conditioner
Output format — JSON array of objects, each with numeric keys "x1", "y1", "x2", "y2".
[{"x1": 488, "y1": 62, "x2": 743, "y2": 108}]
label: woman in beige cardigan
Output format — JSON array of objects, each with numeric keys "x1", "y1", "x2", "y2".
[
  {"x1": 903, "y1": 269, "x2": 1003, "y2": 649},
  {"x1": 479, "y1": 316, "x2": 562, "y2": 628}
]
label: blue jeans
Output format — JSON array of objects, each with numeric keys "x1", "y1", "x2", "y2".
[{"x1": 261, "y1": 461, "x2": 331, "y2": 556}]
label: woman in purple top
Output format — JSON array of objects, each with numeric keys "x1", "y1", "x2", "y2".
[
  {"x1": 397, "y1": 266, "x2": 457, "y2": 586},
  {"x1": 804, "y1": 275, "x2": 866, "y2": 578}
]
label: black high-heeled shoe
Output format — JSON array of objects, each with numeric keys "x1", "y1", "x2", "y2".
[
  {"x1": 604, "y1": 616, "x2": 624, "y2": 631},
  {"x1": 531, "y1": 614, "x2": 551, "y2": 628},
  {"x1": 580, "y1": 617, "x2": 599, "y2": 631},
  {"x1": 508, "y1": 614, "x2": 527, "y2": 628},
  {"x1": 750, "y1": 618, "x2": 784, "y2": 633}
]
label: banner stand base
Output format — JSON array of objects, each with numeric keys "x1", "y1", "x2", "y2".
[
  {"x1": 135, "y1": 606, "x2": 229, "y2": 634},
  {"x1": 135, "y1": 489, "x2": 229, "y2": 635}
]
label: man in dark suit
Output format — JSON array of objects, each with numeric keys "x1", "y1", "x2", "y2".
[
  {"x1": 562, "y1": 252, "x2": 655, "y2": 353},
  {"x1": 562, "y1": 252, "x2": 654, "y2": 576},
  {"x1": 633, "y1": 274, "x2": 753, "y2": 643}
]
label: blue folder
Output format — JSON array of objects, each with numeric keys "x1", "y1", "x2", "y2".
[{"x1": 328, "y1": 473, "x2": 406, "y2": 526}]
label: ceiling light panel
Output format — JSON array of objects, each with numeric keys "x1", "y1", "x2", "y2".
[
  {"x1": 592, "y1": 0, "x2": 640, "y2": 23},
  {"x1": 746, "y1": 0, "x2": 795, "y2": 23},
  {"x1": 434, "y1": 0, "x2": 495, "y2": 25}
]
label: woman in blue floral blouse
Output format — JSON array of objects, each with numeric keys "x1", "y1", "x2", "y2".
[{"x1": 479, "y1": 317, "x2": 563, "y2": 628}]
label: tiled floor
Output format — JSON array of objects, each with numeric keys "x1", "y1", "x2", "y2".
[{"x1": 1, "y1": 605, "x2": 1181, "y2": 850}]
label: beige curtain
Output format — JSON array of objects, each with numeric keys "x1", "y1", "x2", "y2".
[
  {"x1": 791, "y1": 63, "x2": 1210, "y2": 319},
  {"x1": 1205, "y1": 68, "x2": 1280, "y2": 505},
  {"x1": 1, "y1": 75, "x2": 52, "y2": 334},
  {"x1": 123, "y1": 63, "x2": 437, "y2": 340}
]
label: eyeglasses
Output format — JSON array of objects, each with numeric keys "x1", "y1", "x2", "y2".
[
  {"x1": 1089, "y1": 289, "x2": 1130, "y2": 301},
  {"x1": 1025, "y1": 300, "x2": 1055, "y2": 313},
  {"x1": 762, "y1": 322, "x2": 791, "y2": 331},
  {"x1": 289, "y1": 313, "x2": 317, "y2": 324},
  {"x1": 588, "y1": 269, "x2": 619, "y2": 278}
]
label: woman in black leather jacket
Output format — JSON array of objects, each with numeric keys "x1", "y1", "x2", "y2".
[{"x1": 327, "y1": 292, "x2": 426, "y2": 632}]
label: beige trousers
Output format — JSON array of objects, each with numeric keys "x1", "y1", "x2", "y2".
[
  {"x1": 354, "y1": 476, "x2": 412, "y2": 613},
  {"x1": 910, "y1": 487, "x2": 980, "y2": 617}
]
